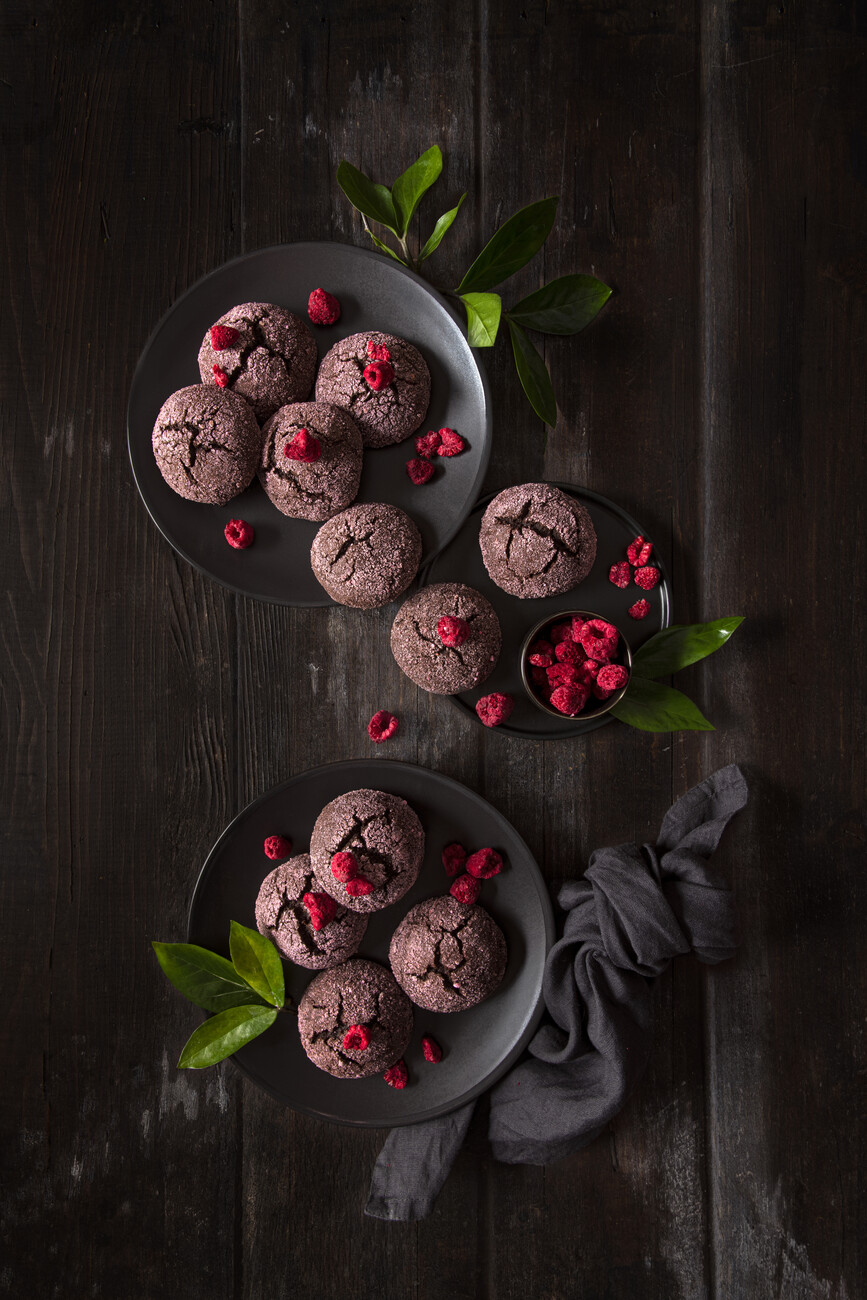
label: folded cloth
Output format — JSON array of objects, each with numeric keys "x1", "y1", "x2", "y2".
[{"x1": 365, "y1": 764, "x2": 747, "y2": 1221}]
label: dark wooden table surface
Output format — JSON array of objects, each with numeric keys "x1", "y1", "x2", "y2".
[{"x1": 3, "y1": 2, "x2": 864, "y2": 1297}]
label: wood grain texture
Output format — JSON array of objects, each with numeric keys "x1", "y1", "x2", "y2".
[{"x1": 1, "y1": 1, "x2": 863, "y2": 1297}]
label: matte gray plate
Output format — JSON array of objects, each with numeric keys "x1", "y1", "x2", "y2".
[
  {"x1": 187, "y1": 759, "x2": 554, "y2": 1127},
  {"x1": 128, "y1": 242, "x2": 491, "y2": 605},
  {"x1": 421, "y1": 483, "x2": 672, "y2": 739}
]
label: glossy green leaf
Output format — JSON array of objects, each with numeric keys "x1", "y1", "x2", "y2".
[
  {"x1": 611, "y1": 677, "x2": 715, "y2": 732},
  {"x1": 177, "y1": 1005, "x2": 278, "y2": 1069},
  {"x1": 508, "y1": 320, "x2": 557, "y2": 425},
  {"x1": 152, "y1": 942, "x2": 267, "y2": 1013},
  {"x1": 631, "y1": 618, "x2": 744, "y2": 680},
  {"x1": 508, "y1": 274, "x2": 612, "y2": 335},
  {"x1": 461, "y1": 292, "x2": 502, "y2": 348},
  {"x1": 419, "y1": 193, "x2": 467, "y2": 263},
  {"x1": 336, "y1": 160, "x2": 400, "y2": 234},
  {"x1": 229, "y1": 921, "x2": 284, "y2": 1008},
  {"x1": 391, "y1": 145, "x2": 443, "y2": 236},
  {"x1": 457, "y1": 197, "x2": 559, "y2": 294},
  {"x1": 365, "y1": 229, "x2": 406, "y2": 264}
]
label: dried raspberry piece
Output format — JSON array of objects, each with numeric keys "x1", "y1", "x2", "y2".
[
  {"x1": 628, "y1": 599, "x2": 651, "y2": 620},
  {"x1": 363, "y1": 359, "x2": 395, "y2": 391},
  {"x1": 475, "y1": 693, "x2": 514, "y2": 728},
  {"x1": 331, "y1": 851, "x2": 359, "y2": 883},
  {"x1": 415, "y1": 430, "x2": 442, "y2": 459},
  {"x1": 547, "y1": 662, "x2": 580, "y2": 686},
  {"x1": 437, "y1": 616, "x2": 470, "y2": 647},
  {"x1": 627, "y1": 535, "x2": 652, "y2": 566},
  {"x1": 578, "y1": 659, "x2": 601, "y2": 684},
  {"x1": 550, "y1": 683, "x2": 590, "y2": 716},
  {"x1": 555, "y1": 640, "x2": 582, "y2": 665},
  {"x1": 422, "y1": 1035, "x2": 443, "y2": 1064},
  {"x1": 442, "y1": 843, "x2": 468, "y2": 876},
  {"x1": 210, "y1": 324, "x2": 240, "y2": 351},
  {"x1": 549, "y1": 620, "x2": 574, "y2": 645},
  {"x1": 302, "y1": 891, "x2": 338, "y2": 931},
  {"x1": 307, "y1": 287, "x2": 341, "y2": 326},
  {"x1": 597, "y1": 664, "x2": 629, "y2": 692},
  {"x1": 342, "y1": 1024, "x2": 371, "y2": 1052},
  {"x1": 634, "y1": 566, "x2": 660, "y2": 591},
  {"x1": 593, "y1": 682, "x2": 614, "y2": 701},
  {"x1": 212, "y1": 364, "x2": 230, "y2": 388},
  {"x1": 571, "y1": 616, "x2": 586, "y2": 641},
  {"x1": 466, "y1": 848, "x2": 503, "y2": 879},
  {"x1": 263, "y1": 834, "x2": 292, "y2": 860},
  {"x1": 578, "y1": 619, "x2": 619, "y2": 663},
  {"x1": 529, "y1": 665, "x2": 549, "y2": 687},
  {"x1": 224, "y1": 518, "x2": 254, "y2": 549},
  {"x1": 284, "y1": 427, "x2": 322, "y2": 463},
  {"x1": 367, "y1": 339, "x2": 392, "y2": 362},
  {"x1": 450, "y1": 873, "x2": 481, "y2": 905},
  {"x1": 384, "y1": 1059, "x2": 408, "y2": 1089},
  {"x1": 368, "y1": 710, "x2": 398, "y2": 743},
  {"x1": 345, "y1": 876, "x2": 374, "y2": 898},
  {"x1": 406, "y1": 457, "x2": 434, "y2": 485},
  {"x1": 436, "y1": 428, "x2": 466, "y2": 457},
  {"x1": 609, "y1": 561, "x2": 631, "y2": 588},
  {"x1": 527, "y1": 640, "x2": 554, "y2": 667}
]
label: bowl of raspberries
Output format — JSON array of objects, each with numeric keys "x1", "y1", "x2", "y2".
[{"x1": 520, "y1": 611, "x2": 632, "y2": 721}]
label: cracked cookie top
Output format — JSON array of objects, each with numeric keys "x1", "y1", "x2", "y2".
[
  {"x1": 314, "y1": 331, "x2": 431, "y2": 448},
  {"x1": 310, "y1": 789, "x2": 425, "y2": 913},
  {"x1": 297, "y1": 958, "x2": 413, "y2": 1078},
  {"x1": 390, "y1": 582, "x2": 502, "y2": 694},
  {"x1": 254, "y1": 853, "x2": 368, "y2": 970},
  {"x1": 197, "y1": 302, "x2": 317, "y2": 422},
  {"x1": 389, "y1": 896, "x2": 507, "y2": 1013},
  {"x1": 258, "y1": 401, "x2": 363, "y2": 522},
  {"x1": 309, "y1": 503, "x2": 422, "y2": 609},
  {"x1": 151, "y1": 384, "x2": 262, "y2": 505},
  {"x1": 479, "y1": 483, "x2": 598, "y2": 598}
]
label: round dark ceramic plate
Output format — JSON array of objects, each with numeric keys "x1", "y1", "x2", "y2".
[
  {"x1": 128, "y1": 242, "x2": 491, "y2": 606},
  {"x1": 421, "y1": 484, "x2": 671, "y2": 740},
  {"x1": 187, "y1": 759, "x2": 554, "y2": 1127}
]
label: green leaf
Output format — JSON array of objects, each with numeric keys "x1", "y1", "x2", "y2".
[
  {"x1": 152, "y1": 942, "x2": 268, "y2": 1013},
  {"x1": 611, "y1": 677, "x2": 715, "y2": 732},
  {"x1": 229, "y1": 921, "x2": 284, "y2": 1009},
  {"x1": 419, "y1": 193, "x2": 467, "y2": 263},
  {"x1": 391, "y1": 145, "x2": 443, "y2": 237},
  {"x1": 177, "y1": 1005, "x2": 278, "y2": 1069},
  {"x1": 365, "y1": 229, "x2": 406, "y2": 264},
  {"x1": 508, "y1": 274, "x2": 612, "y2": 335},
  {"x1": 457, "y1": 197, "x2": 559, "y2": 294},
  {"x1": 461, "y1": 293, "x2": 502, "y2": 348},
  {"x1": 336, "y1": 160, "x2": 400, "y2": 235},
  {"x1": 631, "y1": 618, "x2": 744, "y2": 680},
  {"x1": 508, "y1": 320, "x2": 557, "y2": 425}
]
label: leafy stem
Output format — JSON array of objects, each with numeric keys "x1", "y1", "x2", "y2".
[{"x1": 612, "y1": 618, "x2": 744, "y2": 732}]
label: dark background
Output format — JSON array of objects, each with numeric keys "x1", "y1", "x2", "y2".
[{"x1": 2, "y1": 2, "x2": 864, "y2": 1297}]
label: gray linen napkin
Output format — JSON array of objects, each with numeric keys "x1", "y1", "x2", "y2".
[{"x1": 365, "y1": 764, "x2": 748, "y2": 1221}]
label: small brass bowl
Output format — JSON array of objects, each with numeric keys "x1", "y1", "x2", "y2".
[{"x1": 519, "y1": 610, "x2": 633, "y2": 722}]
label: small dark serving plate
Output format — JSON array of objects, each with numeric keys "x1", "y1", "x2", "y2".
[
  {"x1": 187, "y1": 759, "x2": 554, "y2": 1128},
  {"x1": 128, "y1": 241, "x2": 491, "y2": 606}
]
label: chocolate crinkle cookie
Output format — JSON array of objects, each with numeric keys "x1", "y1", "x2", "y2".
[
  {"x1": 479, "y1": 482, "x2": 598, "y2": 598},
  {"x1": 198, "y1": 302, "x2": 318, "y2": 422},
  {"x1": 254, "y1": 853, "x2": 368, "y2": 970},
  {"x1": 151, "y1": 384, "x2": 261, "y2": 505},
  {"x1": 314, "y1": 331, "x2": 431, "y2": 448},
  {"x1": 390, "y1": 583, "x2": 502, "y2": 694},
  {"x1": 310, "y1": 788, "x2": 425, "y2": 914},
  {"x1": 310, "y1": 502, "x2": 422, "y2": 608},
  {"x1": 297, "y1": 958, "x2": 413, "y2": 1078},
  {"x1": 389, "y1": 896, "x2": 507, "y2": 1013},
  {"x1": 258, "y1": 401, "x2": 363, "y2": 521}
]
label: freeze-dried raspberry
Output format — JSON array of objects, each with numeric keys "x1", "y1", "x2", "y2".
[
  {"x1": 634, "y1": 566, "x2": 660, "y2": 591},
  {"x1": 529, "y1": 665, "x2": 549, "y2": 687},
  {"x1": 550, "y1": 620, "x2": 574, "y2": 645},
  {"x1": 555, "y1": 640, "x2": 582, "y2": 665},
  {"x1": 436, "y1": 428, "x2": 466, "y2": 457},
  {"x1": 345, "y1": 876, "x2": 374, "y2": 898},
  {"x1": 609, "y1": 561, "x2": 631, "y2": 588},
  {"x1": 466, "y1": 848, "x2": 503, "y2": 879},
  {"x1": 437, "y1": 616, "x2": 470, "y2": 647},
  {"x1": 578, "y1": 619, "x2": 619, "y2": 663},
  {"x1": 263, "y1": 834, "x2": 292, "y2": 860},
  {"x1": 550, "y1": 683, "x2": 590, "y2": 716},
  {"x1": 367, "y1": 339, "x2": 392, "y2": 362},
  {"x1": 343, "y1": 1024, "x2": 371, "y2": 1052},
  {"x1": 571, "y1": 616, "x2": 586, "y2": 641},
  {"x1": 415, "y1": 430, "x2": 441, "y2": 459},
  {"x1": 331, "y1": 851, "x2": 358, "y2": 883},
  {"x1": 224, "y1": 518, "x2": 254, "y2": 549},
  {"x1": 627, "y1": 535, "x2": 652, "y2": 566},
  {"x1": 579, "y1": 659, "x2": 601, "y2": 684},
  {"x1": 547, "y1": 662, "x2": 580, "y2": 686},
  {"x1": 406, "y1": 457, "x2": 434, "y2": 485},
  {"x1": 284, "y1": 427, "x2": 321, "y2": 463},
  {"x1": 307, "y1": 287, "x2": 341, "y2": 326},
  {"x1": 475, "y1": 693, "x2": 514, "y2": 727},
  {"x1": 597, "y1": 664, "x2": 629, "y2": 692},
  {"x1": 384, "y1": 1059, "x2": 408, "y2": 1089},
  {"x1": 212, "y1": 364, "x2": 230, "y2": 388},
  {"x1": 450, "y1": 874, "x2": 481, "y2": 905},
  {"x1": 422, "y1": 1035, "x2": 443, "y2": 1064},
  {"x1": 303, "y1": 891, "x2": 338, "y2": 931},
  {"x1": 593, "y1": 681, "x2": 615, "y2": 701},
  {"x1": 210, "y1": 325, "x2": 240, "y2": 351},
  {"x1": 527, "y1": 640, "x2": 555, "y2": 667},
  {"x1": 628, "y1": 599, "x2": 651, "y2": 620},
  {"x1": 363, "y1": 359, "x2": 394, "y2": 390},
  {"x1": 368, "y1": 710, "x2": 398, "y2": 743},
  {"x1": 442, "y1": 843, "x2": 468, "y2": 876}
]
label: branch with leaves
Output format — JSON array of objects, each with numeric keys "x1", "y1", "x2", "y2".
[{"x1": 611, "y1": 617, "x2": 744, "y2": 731}]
